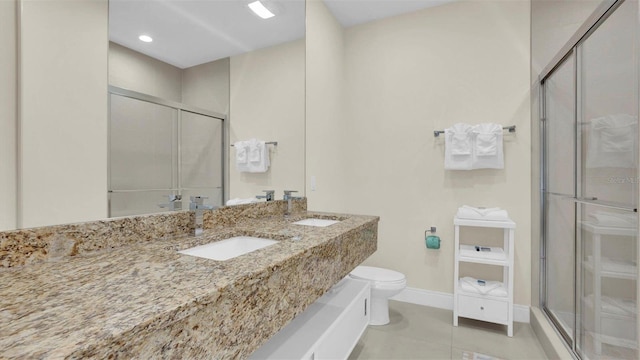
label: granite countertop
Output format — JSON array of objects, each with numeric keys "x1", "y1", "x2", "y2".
[{"x1": 0, "y1": 211, "x2": 378, "y2": 359}]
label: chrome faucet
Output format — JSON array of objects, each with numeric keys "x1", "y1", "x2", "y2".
[
  {"x1": 283, "y1": 190, "x2": 301, "y2": 216},
  {"x1": 159, "y1": 195, "x2": 182, "y2": 211},
  {"x1": 256, "y1": 190, "x2": 275, "y2": 201},
  {"x1": 190, "y1": 196, "x2": 215, "y2": 236}
]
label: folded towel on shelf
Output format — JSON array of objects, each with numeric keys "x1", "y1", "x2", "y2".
[
  {"x1": 605, "y1": 296, "x2": 637, "y2": 316},
  {"x1": 459, "y1": 277, "x2": 508, "y2": 297},
  {"x1": 585, "y1": 294, "x2": 637, "y2": 317},
  {"x1": 471, "y1": 123, "x2": 504, "y2": 169},
  {"x1": 225, "y1": 198, "x2": 260, "y2": 206},
  {"x1": 444, "y1": 123, "x2": 473, "y2": 170},
  {"x1": 603, "y1": 259, "x2": 637, "y2": 274},
  {"x1": 588, "y1": 211, "x2": 637, "y2": 228},
  {"x1": 587, "y1": 255, "x2": 637, "y2": 274},
  {"x1": 456, "y1": 205, "x2": 510, "y2": 221},
  {"x1": 586, "y1": 114, "x2": 637, "y2": 169}
]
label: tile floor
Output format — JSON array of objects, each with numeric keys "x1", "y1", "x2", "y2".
[{"x1": 348, "y1": 301, "x2": 548, "y2": 360}]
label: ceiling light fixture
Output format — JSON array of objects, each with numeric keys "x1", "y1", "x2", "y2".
[
  {"x1": 248, "y1": 1, "x2": 275, "y2": 19},
  {"x1": 138, "y1": 35, "x2": 153, "y2": 43}
]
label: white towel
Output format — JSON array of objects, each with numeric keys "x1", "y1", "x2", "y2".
[
  {"x1": 456, "y1": 205, "x2": 510, "y2": 221},
  {"x1": 586, "y1": 114, "x2": 637, "y2": 169},
  {"x1": 471, "y1": 123, "x2": 504, "y2": 169},
  {"x1": 225, "y1": 198, "x2": 260, "y2": 206},
  {"x1": 444, "y1": 123, "x2": 473, "y2": 170},
  {"x1": 247, "y1": 139, "x2": 270, "y2": 173},
  {"x1": 234, "y1": 140, "x2": 250, "y2": 172},
  {"x1": 588, "y1": 211, "x2": 637, "y2": 227},
  {"x1": 604, "y1": 296, "x2": 637, "y2": 316},
  {"x1": 585, "y1": 294, "x2": 637, "y2": 316},
  {"x1": 248, "y1": 138, "x2": 262, "y2": 163},
  {"x1": 586, "y1": 255, "x2": 637, "y2": 274},
  {"x1": 459, "y1": 277, "x2": 508, "y2": 297},
  {"x1": 234, "y1": 139, "x2": 271, "y2": 173}
]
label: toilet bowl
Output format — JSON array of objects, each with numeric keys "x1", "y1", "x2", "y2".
[{"x1": 349, "y1": 266, "x2": 407, "y2": 325}]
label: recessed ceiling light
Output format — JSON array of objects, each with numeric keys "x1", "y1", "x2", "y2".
[
  {"x1": 138, "y1": 35, "x2": 153, "y2": 43},
  {"x1": 248, "y1": 1, "x2": 275, "y2": 19}
]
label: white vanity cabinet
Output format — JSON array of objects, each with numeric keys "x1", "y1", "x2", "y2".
[
  {"x1": 453, "y1": 217, "x2": 516, "y2": 337},
  {"x1": 250, "y1": 278, "x2": 370, "y2": 360}
]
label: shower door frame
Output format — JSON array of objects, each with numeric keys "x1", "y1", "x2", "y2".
[
  {"x1": 107, "y1": 85, "x2": 228, "y2": 217},
  {"x1": 540, "y1": 47, "x2": 578, "y2": 350},
  {"x1": 539, "y1": 0, "x2": 638, "y2": 357}
]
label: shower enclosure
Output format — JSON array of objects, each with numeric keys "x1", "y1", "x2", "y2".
[
  {"x1": 541, "y1": 0, "x2": 639, "y2": 358},
  {"x1": 108, "y1": 87, "x2": 225, "y2": 217}
]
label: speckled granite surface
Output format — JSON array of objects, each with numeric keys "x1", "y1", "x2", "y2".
[
  {"x1": 0, "y1": 199, "x2": 306, "y2": 268},
  {"x1": 0, "y1": 201, "x2": 378, "y2": 359}
]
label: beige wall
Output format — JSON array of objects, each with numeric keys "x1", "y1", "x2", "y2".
[
  {"x1": 530, "y1": 0, "x2": 603, "y2": 307},
  {"x1": 182, "y1": 58, "x2": 230, "y2": 115},
  {"x1": 19, "y1": 0, "x2": 108, "y2": 228},
  {"x1": 0, "y1": 0, "x2": 16, "y2": 231},
  {"x1": 306, "y1": 0, "x2": 532, "y2": 305},
  {"x1": 109, "y1": 42, "x2": 230, "y2": 114},
  {"x1": 109, "y1": 42, "x2": 182, "y2": 102},
  {"x1": 305, "y1": 0, "x2": 349, "y2": 212},
  {"x1": 229, "y1": 39, "x2": 305, "y2": 200}
]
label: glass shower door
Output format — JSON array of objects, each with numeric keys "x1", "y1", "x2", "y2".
[
  {"x1": 109, "y1": 94, "x2": 178, "y2": 217},
  {"x1": 543, "y1": 53, "x2": 577, "y2": 345},
  {"x1": 180, "y1": 111, "x2": 224, "y2": 207},
  {"x1": 541, "y1": 1, "x2": 639, "y2": 358},
  {"x1": 577, "y1": 0, "x2": 638, "y2": 357}
]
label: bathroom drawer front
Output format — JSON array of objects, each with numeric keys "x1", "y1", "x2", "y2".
[{"x1": 457, "y1": 295, "x2": 508, "y2": 323}]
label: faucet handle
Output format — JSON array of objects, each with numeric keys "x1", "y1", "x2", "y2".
[
  {"x1": 189, "y1": 196, "x2": 210, "y2": 210},
  {"x1": 159, "y1": 194, "x2": 182, "y2": 210},
  {"x1": 190, "y1": 196, "x2": 208, "y2": 203},
  {"x1": 283, "y1": 190, "x2": 298, "y2": 200},
  {"x1": 256, "y1": 190, "x2": 275, "y2": 201}
]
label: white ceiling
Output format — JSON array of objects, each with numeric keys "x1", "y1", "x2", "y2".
[
  {"x1": 324, "y1": 0, "x2": 455, "y2": 28},
  {"x1": 109, "y1": 0, "x2": 454, "y2": 69},
  {"x1": 109, "y1": 0, "x2": 306, "y2": 69}
]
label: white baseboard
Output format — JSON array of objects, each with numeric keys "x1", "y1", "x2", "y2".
[{"x1": 391, "y1": 287, "x2": 530, "y2": 323}]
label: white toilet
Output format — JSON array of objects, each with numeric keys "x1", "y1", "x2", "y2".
[{"x1": 349, "y1": 266, "x2": 407, "y2": 325}]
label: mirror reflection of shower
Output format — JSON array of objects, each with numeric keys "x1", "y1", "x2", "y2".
[{"x1": 108, "y1": 90, "x2": 224, "y2": 217}]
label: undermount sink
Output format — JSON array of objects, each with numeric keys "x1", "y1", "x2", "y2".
[
  {"x1": 292, "y1": 218, "x2": 340, "y2": 227},
  {"x1": 178, "y1": 236, "x2": 278, "y2": 261}
]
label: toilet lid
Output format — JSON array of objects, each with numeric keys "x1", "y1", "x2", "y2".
[{"x1": 350, "y1": 266, "x2": 405, "y2": 282}]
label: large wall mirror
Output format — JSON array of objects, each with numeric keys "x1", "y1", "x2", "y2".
[
  {"x1": 0, "y1": 0, "x2": 305, "y2": 230},
  {"x1": 108, "y1": 0, "x2": 306, "y2": 217}
]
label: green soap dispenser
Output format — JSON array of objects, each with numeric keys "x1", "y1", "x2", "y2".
[{"x1": 425, "y1": 228, "x2": 440, "y2": 249}]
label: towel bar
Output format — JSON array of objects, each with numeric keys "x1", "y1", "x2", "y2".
[
  {"x1": 433, "y1": 125, "x2": 516, "y2": 137},
  {"x1": 231, "y1": 141, "x2": 278, "y2": 147}
]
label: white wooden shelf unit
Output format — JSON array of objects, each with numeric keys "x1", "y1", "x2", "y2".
[
  {"x1": 581, "y1": 221, "x2": 637, "y2": 355},
  {"x1": 453, "y1": 216, "x2": 516, "y2": 337}
]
